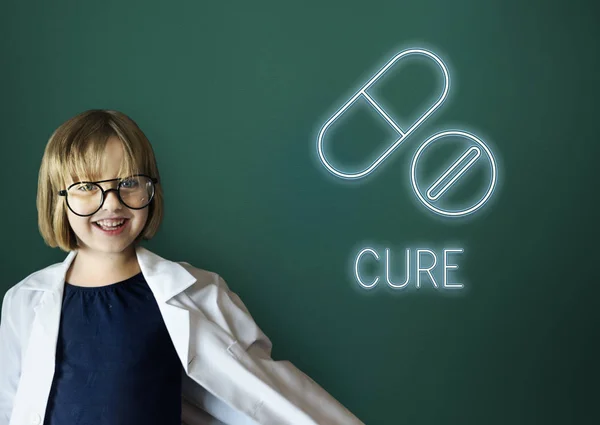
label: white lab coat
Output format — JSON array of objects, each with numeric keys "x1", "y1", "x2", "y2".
[{"x1": 0, "y1": 245, "x2": 365, "y2": 425}]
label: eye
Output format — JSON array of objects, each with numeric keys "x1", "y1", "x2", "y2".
[
  {"x1": 77, "y1": 183, "x2": 97, "y2": 192},
  {"x1": 121, "y1": 178, "x2": 139, "y2": 188}
]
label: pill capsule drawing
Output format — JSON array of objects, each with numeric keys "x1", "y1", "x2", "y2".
[{"x1": 317, "y1": 48, "x2": 450, "y2": 179}]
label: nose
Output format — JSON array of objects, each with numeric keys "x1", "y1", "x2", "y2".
[{"x1": 102, "y1": 188, "x2": 124, "y2": 211}]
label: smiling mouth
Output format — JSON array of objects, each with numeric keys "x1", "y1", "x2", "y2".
[{"x1": 94, "y1": 219, "x2": 129, "y2": 231}]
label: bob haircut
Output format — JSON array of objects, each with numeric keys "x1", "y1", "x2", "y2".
[{"x1": 37, "y1": 109, "x2": 164, "y2": 252}]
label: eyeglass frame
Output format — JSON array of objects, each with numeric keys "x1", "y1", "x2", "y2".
[{"x1": 58, "y1": 173, "x2": 159, "y2": 217}]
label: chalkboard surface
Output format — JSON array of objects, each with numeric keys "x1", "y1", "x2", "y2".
[{"x1": 1, "y1": 1, "x2": 598, "y2": 423}]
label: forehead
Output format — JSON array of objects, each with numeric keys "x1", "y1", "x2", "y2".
[
  {"x1": 98, "y1": 137, "x2": 125, "y2": 172},
  {"x1": 65, "y1": 137, "x2": 129, "y2": 184}
]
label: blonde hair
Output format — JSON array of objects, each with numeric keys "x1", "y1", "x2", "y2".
[{"x1": 37, "y1": 109, "x2": 164, "y2": 252}]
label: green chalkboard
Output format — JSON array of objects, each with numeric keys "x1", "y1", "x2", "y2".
[{"x1": 1, "y1": 0, "x2": 598, "y2": 423}]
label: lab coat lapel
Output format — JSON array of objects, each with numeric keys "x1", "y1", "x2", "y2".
[{"x1": 134, "y1": 245, "x2": 197, "y2": 374}]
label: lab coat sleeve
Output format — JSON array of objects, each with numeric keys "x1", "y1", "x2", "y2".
[
  {"x1": 0, "y1": 289, "x2": 20, "y2": 425},
  {"x1": 215, "y1": 275, "x2": 365, "y2": 425}
]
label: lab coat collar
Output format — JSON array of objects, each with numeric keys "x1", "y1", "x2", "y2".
[{"x1": 19, "y1": 245, "x2": 197, "y2": 303}]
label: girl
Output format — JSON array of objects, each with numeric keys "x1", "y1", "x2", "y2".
[{"x1": 0, "y1": 110, "x2": 365, "y2": 425}]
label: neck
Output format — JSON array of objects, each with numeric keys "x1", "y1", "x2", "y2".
[{"x1": 67, "y1": 244, "x2": 141, "y2": 287}]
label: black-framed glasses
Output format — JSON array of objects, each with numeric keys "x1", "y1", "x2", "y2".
[{"x1": 58, "y1": 174, "x2": 159, "y2": 217}]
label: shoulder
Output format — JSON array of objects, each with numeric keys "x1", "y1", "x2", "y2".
[
  {"x1": 1, "y1": 261, "x2": 62, "y2": 337},
  {"x1": 169, "y1": 257, "x2": 250, "y2": 315},
  {"x1": 173, "y1": 260, "x2": 271, "y2": 352},
  {"x1": 3, "y1": 261, "x2": 63, "y2": 307},
  {"x1": 137, "y1": 245, "x2": 231, "y2": 291},
  {"x1": 138, "y1": 247, "x2": 272, "y2": 351},
  {"x1": 176, "y1": 260, "x2": 232, "y2": 292}
]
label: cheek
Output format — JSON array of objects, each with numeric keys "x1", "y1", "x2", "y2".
[
  {"x1": 133, "y1": 211, "x2": 149, "y2": 228},
  {"x1": 65, "y1": 211, "x2": 85, "y2": 231},
  {"x1": 66, "y1": 209, "x2": 99, "y2": 231}
]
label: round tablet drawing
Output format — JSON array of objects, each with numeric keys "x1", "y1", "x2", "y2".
[{"x1": 410, "y1": 130, "x2": 497, "y2": 217}]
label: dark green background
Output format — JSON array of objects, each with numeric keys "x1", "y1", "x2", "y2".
[{"x1": 1, "y1": 0, "x2": 598, "y2": 423}]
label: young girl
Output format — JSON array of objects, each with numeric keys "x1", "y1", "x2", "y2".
[{"x1": 0, "y1": 110, "x2": 365, "y2": 425}]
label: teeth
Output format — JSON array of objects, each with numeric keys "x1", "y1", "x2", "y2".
[{"x1": 96, "y1": 219, "x2": 125, "y2": 227}]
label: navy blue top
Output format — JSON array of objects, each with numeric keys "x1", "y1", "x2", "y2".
[{"x1": 43, "y1": 272, "x2": 182, "y2": 425}]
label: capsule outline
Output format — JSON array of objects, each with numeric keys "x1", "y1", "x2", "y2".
[{"x1": 317, "y1": 48, "x2": 450, "y2": 179}]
